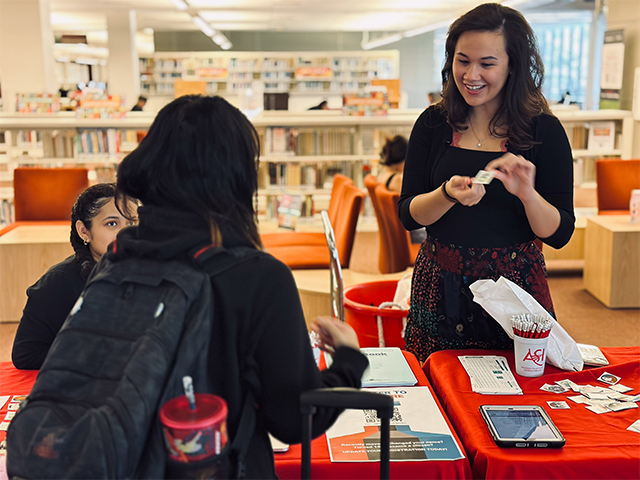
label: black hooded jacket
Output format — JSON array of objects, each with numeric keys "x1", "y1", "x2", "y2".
[{"x1": 107, "y1": 205, "x2": 368, "y2": 478}]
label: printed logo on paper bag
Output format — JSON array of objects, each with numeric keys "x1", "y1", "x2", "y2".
[{"x1": 523, "y1": 348, "x2": 545, "y2": 366}]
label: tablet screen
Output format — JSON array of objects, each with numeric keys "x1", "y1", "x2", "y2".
[{"x1": 485, "y1": 409, "x2": 555, "y2": 440}]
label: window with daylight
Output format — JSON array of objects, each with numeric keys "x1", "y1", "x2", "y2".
[
  {"x1": 533, "y1": 18, "x2": 592, "y2": 107},
  {"x1": 432, "y1": 11, "x2": 598, "y2": 110}
]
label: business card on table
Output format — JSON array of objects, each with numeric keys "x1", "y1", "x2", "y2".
[
  {"x1": 586, "y1": 404, "x2": 610, "y2": 414},
  {"x1": 609, "y1": 383, "x2": 633, "y2": 393},
  {"x1": 598, "y1": 372, "x2": 621, "y2": 385},
  {"x1": 628, "y1": 420, "x2": 640, "y2": 433},
  {"x1": 547, "y1": 400, "x2": 570, "y2": 410},
  {"x1": 606, "y1": 402, "x2": 638, "y2": 412},
  {"x1": 568, "y1": 395, "x2": 589, "y2": 404},
  {"x1": 555, "y1": 379, "x2": 580, "y2": 392},
  {"x1": 541, "y1": 383, "x2": 569, "y2": 394}
]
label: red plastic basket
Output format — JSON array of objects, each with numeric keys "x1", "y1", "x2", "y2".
[{"x1": 343, "y1": 280, "x2": 408, "y2": 349}]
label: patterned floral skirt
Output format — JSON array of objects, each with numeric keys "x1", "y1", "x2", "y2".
[{"x1": 405, "y1": 235, "x2": 555, "y2": 363}]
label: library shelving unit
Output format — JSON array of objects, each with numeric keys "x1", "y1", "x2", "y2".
[
  {"x1": 554, "y1": 108, "x2": 635, "y2": 187},
  {"x1": 139, "y1": 50, "x2": 399, "y2": 102},
  {"x1": 253, "y1": 110, "x2": 415, "y2": 221},
  {"x1": 0, "y1": 112, "x2": 153, "y2": 225},
  {"x1": 0, "y1": 108, "x2": 635, "y2": 228}
]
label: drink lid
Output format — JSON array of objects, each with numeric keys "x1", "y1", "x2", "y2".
[{"x1": 160, "y1": 393, "x2": 228, "y2": 430}]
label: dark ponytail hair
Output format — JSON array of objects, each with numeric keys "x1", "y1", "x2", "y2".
[
  {"x1": 70, "y1": 183, "x2": 116, "y2": 279},
  {"x1": 440, "y1": 2, "x2": 551, "y2": 149},
  {"x1": 380, "y1": 135, "x2": 408, "y2": 167}
]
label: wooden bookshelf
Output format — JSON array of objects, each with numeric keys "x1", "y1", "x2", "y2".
[
  {"x1": 0, "y1": 108, "x2": 634, "y2": 228},
  {"x1": 139, "y1": 51, "x2": 399, "y2": 99}
]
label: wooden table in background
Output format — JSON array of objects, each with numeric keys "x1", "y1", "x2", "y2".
[
  {"x1": 583, "y1": 215, "x2": 640, "y2": 308},
  {"x1": 0, "y1": 224, "x2": 72, "y2": 322}
]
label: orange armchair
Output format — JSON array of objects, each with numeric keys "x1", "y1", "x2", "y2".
[
  {"x1": 375, "y1": 184, "x2": 420, "y2": 273},
  {"x1": 13, "y1": 167, "x2": 89, "y2": 221},
  {"x1": 261, "y1": 173, "x2": 353, "y2": 249},
  {"x1": 595, "y1": 159, "x2": 640, "y2": 215},
  {"x1": 265, "y1": 182, "x2": 364, "y2": 269},
  {"x1": 364, "y1": 174, "x2": 388, "y2": 272}
]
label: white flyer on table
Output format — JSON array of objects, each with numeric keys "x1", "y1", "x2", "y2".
[
  {"x1": 458, "y1": 356, "x2": 523, "y2": 395},
  {"x1": 325, "y1": 387, "x2": 465, "y2": 462}
]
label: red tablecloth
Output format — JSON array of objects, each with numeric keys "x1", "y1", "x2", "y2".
[
  {"x1": 0, "y1": 364, "x2": 38, "y2": 444},
  {"x1": 424, "y1": 347, "x2": 640, "y2": 480},
  {"x1": 275, "y1": 351, "x2": 472, "y2": 479},
  {"x1": 0, "y1": 352, "x2": 472, "y2": 479}
]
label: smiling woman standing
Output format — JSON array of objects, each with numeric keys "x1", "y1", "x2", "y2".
[{"x1": 399, "y1": 3, "x2": 575, "y2": 363}]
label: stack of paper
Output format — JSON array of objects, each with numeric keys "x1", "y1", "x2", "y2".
[
  {"x1": 360, "y1": 348, "x2": 418, "y2": 387},
  {"x1": 458, "y1": 356, "x2": 523, "y2": 395}
]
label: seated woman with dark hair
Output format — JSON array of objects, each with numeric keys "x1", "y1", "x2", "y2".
[
  {"x1": 376, "y1": 135, "x2": 408, "y2": 192},
  {"x1": 112, "y1": 94, "x2": 367, "y2": 478},
  {"x1": 11, "y1": 183, "x2": 137, "y2": 370}
]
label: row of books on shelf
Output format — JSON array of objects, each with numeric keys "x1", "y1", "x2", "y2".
[
  {"x1": 259, "y1": 162, "x2": 359, "y2": 190},
  {"x1": 16, "y1": 93, "x2": 61, "y2": 114},
  {"x1": 142, "y1": 56, "x2": 394, "y2": 74},
  {"x1": 263, "y1": 127, "x2": 357, "y2": 156},
  {"x1": 10, "y1": 130, "x2": 139, "y2": 159},
  {"x1": 258, "y1": 193, "x2": 327, "y2": 222},
  {"x1": 567, "y1": 121, "x2": 618, "y2": 151},
  {"x1": 574, "y1": 157, "x2": 601, "y2": 185}
]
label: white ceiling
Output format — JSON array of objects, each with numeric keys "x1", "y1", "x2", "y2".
[{"x1": 49, "y1": 0, "x2": 588, "y2": 35}]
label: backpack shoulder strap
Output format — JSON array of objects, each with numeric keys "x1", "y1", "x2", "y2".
[
  {"x1": 188, "y1": 244, "x2": 260, "y2": 479},
  {"x1": 191, "y1": 244, "x2": 262, "y2": 278}
]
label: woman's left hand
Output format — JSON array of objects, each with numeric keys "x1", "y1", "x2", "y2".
[{"x1": 485, "y1": 153, "x2": 536, "y2": 202}]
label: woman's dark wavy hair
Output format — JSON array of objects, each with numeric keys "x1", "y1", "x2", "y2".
[
  {"x1": 115, "y1": 95, "x2": 262, "y2": 248},
  {"x1": 440, "y1": 2, "x2": 552, "y2": 149},
  {"x1": 380, "y1": 135, "x2": 408, "y2": 167},
  {"x1": 70, "y1": 183, "x2": 116, "y2": 280}
]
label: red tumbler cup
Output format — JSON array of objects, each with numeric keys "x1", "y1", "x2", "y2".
[{"x1": 160, "y1": 393, "x2": 228, "y2": 463}]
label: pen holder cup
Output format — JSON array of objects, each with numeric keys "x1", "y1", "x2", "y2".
[{"x1": 513, "y1": 335, "x2": 548, "y2": 377}]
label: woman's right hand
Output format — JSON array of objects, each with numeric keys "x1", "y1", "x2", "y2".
[
  {"x1": 310, "y1": 316, "x2": 360, "y2": 353},
  {"x1": 447, "y1": 175, "x2": 485, "y2": 206}
]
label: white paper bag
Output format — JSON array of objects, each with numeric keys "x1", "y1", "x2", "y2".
[
  {"x1": 392, "y1": 272, "x2": 412, "y2": 311},
  {"x1": 469, "y1": 276, "x2": 583, "y2": 372}
]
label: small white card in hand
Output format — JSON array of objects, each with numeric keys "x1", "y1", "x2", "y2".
[{"x1": 472, "y1": 170, "x2": 494, "y2": 184}]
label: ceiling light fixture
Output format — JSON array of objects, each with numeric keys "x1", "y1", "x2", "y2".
[
  {"x1": 403, "y1": 19, "x2": 453, "y2": 38},
  {"x1": 361, "y1": 33, "x2": 403, "y2": 50},
  {"x1": 191, "y1": 15, "x2": 215, "y2": 37},
  {"x1": 361, "y1": 15, "x2": 458, "y2": 50},
  {"x1": 190, "y1": 13, "x2": 233, "y2": 50},
  {"x1": 170, "y1": 0, "x2": 190, "y2": 11}
]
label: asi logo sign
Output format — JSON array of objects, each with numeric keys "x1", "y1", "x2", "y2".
[{"x1": 523, "y1": 348, "x2": 545, "y2": 366}]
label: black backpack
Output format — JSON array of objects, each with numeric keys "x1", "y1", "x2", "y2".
[{"x1": 6, "y1": 246, "x2": 258, "y2": 479}]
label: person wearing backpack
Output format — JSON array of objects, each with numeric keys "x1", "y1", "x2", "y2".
[
  {"x1": 115, "y1": 94, "x2": 368, "y2": 478},
  {"x1": 7, "y1": 94, "x2": 368, "y2": 480}
]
